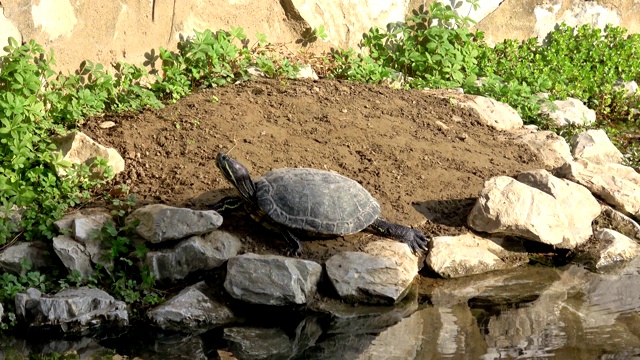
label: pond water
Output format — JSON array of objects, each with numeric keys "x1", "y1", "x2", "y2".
[{"x1": 3, "y1": 259, "x2": 640, "y2": 359}]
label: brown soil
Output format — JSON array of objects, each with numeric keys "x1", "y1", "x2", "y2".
[{"x1": 83, "y1": 78, "x2": 544, "y2": 263}]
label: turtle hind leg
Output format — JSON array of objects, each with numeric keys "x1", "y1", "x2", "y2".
[
  {"x1": 365, "y1": 218, "x2": 430, "y2": 255},
  {"x1": 282, "y1": 230, "x2": 304, "y2": 257}
]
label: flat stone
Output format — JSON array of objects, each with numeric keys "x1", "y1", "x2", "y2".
[{"x1": 126, "y1": 204, "x2": 223, "y2": 243}]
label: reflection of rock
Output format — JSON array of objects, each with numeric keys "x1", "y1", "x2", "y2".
[
  {"x1": 428, "y1": 266, "x2": 561, "y2": 308},
  {"x1": 224, "y1": 327, "x2": 291, "y2": 360},
  {"x1": 136, "y1": 334, "x2": 207, "y2": 360},
  {"x1": 300, "y1": 291, "x2": 419, "y2": 359}
]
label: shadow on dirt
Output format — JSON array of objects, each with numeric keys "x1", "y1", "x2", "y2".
[{"x1": 412, "y1": 198, "x2": 477, "y2": 228}]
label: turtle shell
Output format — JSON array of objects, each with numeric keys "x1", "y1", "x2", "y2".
[{"x1": 255, "y1": 168, "x2": 381, "y2": 236}]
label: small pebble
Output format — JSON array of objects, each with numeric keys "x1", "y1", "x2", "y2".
[{"x1": 99, "y1": 121, "x2": 116, "y2": 129}]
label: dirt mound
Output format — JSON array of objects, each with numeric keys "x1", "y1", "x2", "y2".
[{"x1": 83, "y1": 78, "x2": 544, "y2": 262}]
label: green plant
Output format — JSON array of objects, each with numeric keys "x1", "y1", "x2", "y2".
[
  {"x1": 331, "y1": 1, "x2": 482, "y2": 89},
  {"x1": 153, "y1": 28, "x2": 252, "y2": 102},
  {"x1": 0, "y1": 258, "x2": 49, "y2": 328}
]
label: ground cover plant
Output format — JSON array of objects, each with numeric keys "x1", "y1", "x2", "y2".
[{"x1": 0, "y1": 0, "x2": 639, "y2": 325}]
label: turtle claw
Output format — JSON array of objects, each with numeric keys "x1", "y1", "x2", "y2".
[
  {"x1": 283, "y1": 230, "x2": 304, "y2": 257},
  {"x1": 405, "y1": 229, "x2": 430, "y2": 256}
]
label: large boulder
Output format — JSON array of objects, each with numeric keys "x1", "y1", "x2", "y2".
[
  {"x1": 52, "y1": 235, "x2": 94, "y2": 277},
  {"x1": 468, "y1": 176, "x2": 567, "y2": 246},
  {"x1": 55, "y1": 208, "x2": 114, "y2": 268},
  {"x1": 516, "y1": 169, "x2": 601, "y2": 248},
  {"x1": 224, "y1": 253, "x2": 322, "y2": 306},
  {"x1": 325, "y1": 240, "x2": 419, "y2": 304},
  {"x1": 468, "y1": 172, "x2": 601, "y2": 249}
]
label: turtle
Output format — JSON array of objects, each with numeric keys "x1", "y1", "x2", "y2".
[{"x1": 210, "y1": 152, "x2": 430, "y2": 256}]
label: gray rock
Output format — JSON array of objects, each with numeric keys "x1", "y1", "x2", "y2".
[
  {"x1": 559, "y1": 159, "x2": 640, "y2": 219},
  {"x1": 0, "y1": 204, "x2": 24, "y2": 233},
  {"x1": 54, "y1": 207, "x2": 111, "y2": 233},
  {"x1": 515, "y1": 130, "x2": 573, "y2": 169},
  {"x1": 126, "y1": 204, "x2": 223, "y2": 243},
  {"x1": 570, "y1": 129, "x2": 623, "y2": 164},
  {"x1": 147, "y1": 281, "x2": 237, "y2": 334},
  {"x1": 224, "y1": 253, "x2": 322, "y2": 305},
  {"x1": 325, "y1": 241, "x2": 419, "y2": 304},
  {"x1": 426, "y1": 233, "x2": 527, "y2": 278},
  {"x1": 541, "y1": 97, "x2": 596, "y2": 127},
  {"x1": 517, "y1": 169, "x2": 601, "y2": 248},
  {"x1": 614, "y1": 79, "x2": 638, "y2": 97},
  {"x1": 145, "y1": 231, "x2": 241, "y2": 282},
  {"x1": 15, "y1": 287, "x2": 128, "y2": 333},
  {"x1": 224, "y1": 327, "x2": 292, "y2": 360},
  {"x1": 0, "y1": 241, "x2": 54, "y2": 275},
  {"x1": 52, "y1": 235, "x2": 94, "y2": 277},
  {"x1": 74, "y1": 212, "x2": 113, "y2": 268}
]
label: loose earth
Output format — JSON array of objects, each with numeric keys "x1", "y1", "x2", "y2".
[{"x1": 83, "y1": 78, "x2": 544, "y2": 263}]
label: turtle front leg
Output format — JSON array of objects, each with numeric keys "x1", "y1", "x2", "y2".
[
  {"x1": 208, "y1": 196, "x2": 245, "y2": 213},
  {"x1": 365, "y1": 218, "x2": 430, "y2": 255},
  {"x1": 282, "y1": 230, "x2": 304, "y2": 257}
]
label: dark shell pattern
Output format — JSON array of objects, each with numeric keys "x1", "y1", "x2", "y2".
[{"x1": 255, "y1": 168, "x2": 381, "y2": 236}]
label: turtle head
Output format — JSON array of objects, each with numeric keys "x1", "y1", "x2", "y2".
[{"x1": 216, "y1": 152, "x2": 257, "y2": 201}]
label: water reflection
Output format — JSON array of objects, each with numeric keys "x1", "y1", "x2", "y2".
[{"x1": 4, "y1": 260, "x2": 640, "y2": 359}]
